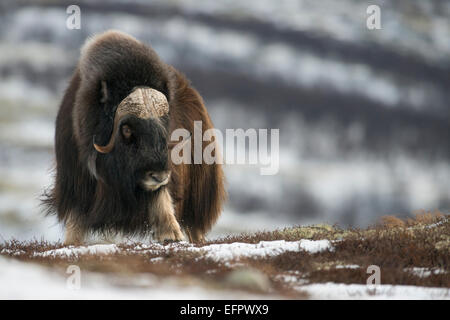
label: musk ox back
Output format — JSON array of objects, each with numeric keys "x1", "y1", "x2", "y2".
[{"x1": 44, "y1": 30, "x2": 225, "y2": 244}]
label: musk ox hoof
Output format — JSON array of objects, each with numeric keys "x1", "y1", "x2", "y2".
[
  {"x1": 161, "y1": 239, "x2": 180, "y2": 245},
  {"x1": 153, "y1": 222, "x2": 185, "y2": 243},
  {"x1": 153, "y1": 227, "x2": 185, "y2": 243},
  {"x1": 64, "y1": 218, "x2": 86, "y2": 246}
]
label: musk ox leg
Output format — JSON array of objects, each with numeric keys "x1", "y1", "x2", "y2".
[
  {"x1": 64, "y1": 216, "x2": 86, "y2": 246},
  {"x1": 185, "y1": 228, "x2": 205, "y2": 243},
  {"x1": 150, "y1": 188, "x2": 185, "y2": 242}
]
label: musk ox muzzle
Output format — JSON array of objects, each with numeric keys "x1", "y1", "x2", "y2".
[{"x1": 93, "y1": 87, "x2": 169, "y2": 154}]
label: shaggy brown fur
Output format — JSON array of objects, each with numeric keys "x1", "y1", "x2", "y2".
[{"x1": 44, "y1": 30, "x2": 226, "y2": 243}]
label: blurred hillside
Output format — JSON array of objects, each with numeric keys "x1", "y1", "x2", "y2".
[{"x1": 0, "y1": 0, "x2": 449, "y2": 241}]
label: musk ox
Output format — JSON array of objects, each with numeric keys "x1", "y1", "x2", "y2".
[{"x1": 44, "y1": 30, "x2": 225, "y2": 245}]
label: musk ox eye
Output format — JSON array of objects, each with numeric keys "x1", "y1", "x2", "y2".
[{"x1": 121, "y1": 124, "x2": 132, "y2": 139}]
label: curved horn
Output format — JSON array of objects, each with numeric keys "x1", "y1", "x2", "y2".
[{"x1": 94, "y1": 87, "x2": 169, "y2": 153}]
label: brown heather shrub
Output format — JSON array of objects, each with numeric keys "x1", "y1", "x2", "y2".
[
  {"x1": 409, "y1": 210, "x2": 444, "y2": 226},
  {"x1": 379, "y1": 215, "x2": 406, "y2": 228}
]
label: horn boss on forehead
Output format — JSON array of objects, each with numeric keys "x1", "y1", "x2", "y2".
[{"x1": 94, "y1": 87, "x2": 169, "y2": 153}]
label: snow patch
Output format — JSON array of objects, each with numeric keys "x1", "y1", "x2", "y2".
[
  {"x1": 297, "y1": 282, "x2": 450, "y2": 300},
  {"x1": 404, "y1": 267, "x2": 447, "y2": 278},
  {"x1": 336, "y1": 264, "x2": 360, "y2": 269},
  {"x1": 35, "y1": 240, "x2": 333, "y2": 262},
  {"x1": 35, "y1": 244, "x2": 120, "y2": 258},
  {"x1": 187, "y1": 240, "x2": 332, "y2": 261}
]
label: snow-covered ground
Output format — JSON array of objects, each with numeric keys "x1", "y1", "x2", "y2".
[
  {"x1": 32, "y1": 239, "x2": 333, "y2": 260},
  {"x1": 299, "y1": 283, "x2": 449, "y2": 300},
  {"x1": 0, "y1": 256, "x2": 273, "y2": 299},
  {"x1": 2, "y1": 240, "x2": 448, "y2": 300},
  {"x1": 4, "y1": 240, "x2": 331, "y2": 299}
]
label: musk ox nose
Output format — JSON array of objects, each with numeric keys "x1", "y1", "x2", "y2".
[
  {"x1": 141, "y1": 170, "x2": 171, "y2": 191},
  {"x1": 146, "y1": 171, "x2": 170, "y2": 183}
]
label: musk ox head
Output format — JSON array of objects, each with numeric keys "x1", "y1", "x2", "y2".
[
  {"x1": 93, "y1": 85, "x2": 171, "y2": 193},
  {"x1": 92, "y1": 85, "x2": 173, "y2": 197}
]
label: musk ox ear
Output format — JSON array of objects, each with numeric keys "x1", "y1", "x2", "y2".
[
  {"x1": 100, "y1": 80, "x2": 108, "y2": 104},
  {"x1": 93, "y1": 80, "x2": 114, "y2": 149}
]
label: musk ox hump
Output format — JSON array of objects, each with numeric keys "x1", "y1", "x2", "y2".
[{"x1": 79, "y1": 30, "x2": 143, "y2": 81}]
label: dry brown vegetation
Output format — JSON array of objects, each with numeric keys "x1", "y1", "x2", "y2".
[{"x1": 1, "y1": 212, "x2": 449, "y2": 298}]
